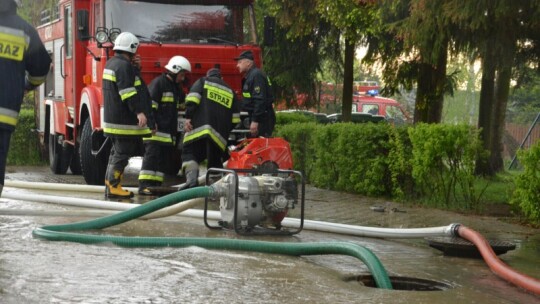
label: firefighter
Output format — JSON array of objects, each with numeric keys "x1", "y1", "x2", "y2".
[
  {"x1": 102, "y1": 32, "x2": 152, "y2": 199},
  {"x1": 138, "y1": 56, "x2": 191, "y2": 195},
  {"x1": 234, "y1": 50, "x2": 275, "y2": 138},
  {"x1": 0, "y1": 0, "x2": 51, "y2": 197},
  {"x1": 177, "y1": 68, "x2": 241, "y2": 191}
]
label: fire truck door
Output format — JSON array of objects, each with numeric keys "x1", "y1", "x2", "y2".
[{"x1": 62, "y1": 4, "x2": 75, "y2": 116}]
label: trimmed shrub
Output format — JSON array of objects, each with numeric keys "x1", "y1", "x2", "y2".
[
  {"x1": 276, "y1": 112, "x2": 317, "y2": 125},
  {"x1": 408, "y1": 123, "x2": 486, "y2": 210},
  {"x1": 511, "y1": 142, "x2": 540, "y2": 223},
  {"x1": 387, "y1": 126, "x2": 414, "y2": 200},
  {"x1": 7, "y1": 108, "x2": 45, "y2": 166},
  {"x1": 276, "y1": 121, "x2": 489, "y2": 211},
  {"x1": 275, "y1": 122, "x2": 318, "y2": 180},
  {"x1": 277, "y1": 122, "x2": 413, "y2": 197}
]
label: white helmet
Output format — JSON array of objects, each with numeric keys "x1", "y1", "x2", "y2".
[
  {"x1": 165, "y1": 56, "x2": 191, "y2": 74},
  {"x1": 113, "y1": 32, "x2": 139, "y2": 54}
]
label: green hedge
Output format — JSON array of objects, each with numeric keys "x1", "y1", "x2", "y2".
[
  {"x1": 511, "y1": 142, "x2": 540, "y2": 223},
  {"x1": 408, "y1": 124, "x2": 486, "y2": 210},
  {"x1": 7, "y1": 108, "x2": 45, "y2": 166},
  {"x1": 275, "y1": 122, "x2": 488, "y2": 211},
  {"x1": 276, "y1": 112, "x2": 318, "y2": 125},
  {"x1": 276, "y1": 122, "x2": 410, "y2": 197}
]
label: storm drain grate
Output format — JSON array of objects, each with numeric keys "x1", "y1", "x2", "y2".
[{"x1": 426, "y1": 236, "x2": 516, "y2": 258}]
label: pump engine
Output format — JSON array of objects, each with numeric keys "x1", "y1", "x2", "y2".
[
  {"x1": 206, "y1": 170, "x2": 304, "y2": 235},
  {"x1": 203, "y1": 138, "x2": 304, "y2": 235},
  {"x1": 220, "y1": 174, "x2": 296, "y2": 228}
]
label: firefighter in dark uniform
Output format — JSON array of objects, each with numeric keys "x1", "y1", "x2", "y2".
[
  {"x1": 177, "y1": 68, "x2": 241, "y2": 191},
  {"x1": 0, "y1": 0, "x2": 51, "y2": 197},
  {"x1": 102, "y1": 32, "x2": 153, "y2": 198},
  {"x1": 234, "y1": 50, "x2": 275, "y2": 138},
  {"x1": 138, "y1": 55, "x2": 191, "y2": 195}
]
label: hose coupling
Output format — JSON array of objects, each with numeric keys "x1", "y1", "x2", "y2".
[
  {"x1": 449, "y1": 223, "x2": 461, "y2": 237},
  {"x1": 208, "y1": 181, "x2": 228, "y2": 199}
]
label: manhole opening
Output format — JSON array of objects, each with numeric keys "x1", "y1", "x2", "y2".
[{"x1": 352, "y1": 275, "x2": 454, "y2": 291}]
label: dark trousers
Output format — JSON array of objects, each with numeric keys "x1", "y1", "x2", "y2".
[
  {"x1": 181, "y1": 138, "x2": 224, "y2": 170},
  {"x1": 105, "y1": 137, "x2": 142, "y2": 183},
  {"x1": 250, "y1": 109, "x2": 276, "y2": 138},
  {"x1": 0, "y1": 129, "x2": 12, "y2": 190},
  {"x1": 139, "y1": 141, "x2": 165, "y2": 187}
]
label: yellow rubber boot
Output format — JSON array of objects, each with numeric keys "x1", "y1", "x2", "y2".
[{"x1": 105, "y1": 171, "x2": 134, "y2": 199}]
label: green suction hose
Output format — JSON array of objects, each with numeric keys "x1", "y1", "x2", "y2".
[{"x1": 32, "y1": 187, "x2": 393, "y2": 290}]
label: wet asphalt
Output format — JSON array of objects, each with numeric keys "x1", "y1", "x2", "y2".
[{"x1": 1, "y1": 161, "x2": 539, "y2": 303}]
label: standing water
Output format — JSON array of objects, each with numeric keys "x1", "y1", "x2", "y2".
[{"x1": 0, "y1": 164, "x2": 538, "y2": 303}]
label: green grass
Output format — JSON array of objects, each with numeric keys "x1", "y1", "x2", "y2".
[
  {"x1": 478, "y1": 171, "x2": 516, "y2": 205},
  {"x1": 443, "y1": 91, "x2": 520, "y2": 210}
]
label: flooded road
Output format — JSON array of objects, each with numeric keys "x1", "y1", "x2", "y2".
[{"x1": 1, "y1": 163, "x2": 539, "y2": 303}]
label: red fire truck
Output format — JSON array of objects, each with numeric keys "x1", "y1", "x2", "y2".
[
  {"x1": 35, "y1": 0, "x2": 271, "y2": 185},
  {"x1": 351, "y1": 81, "x2": 410, "y2": 124}
]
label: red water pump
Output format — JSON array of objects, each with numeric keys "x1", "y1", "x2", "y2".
[
  {"x1": 226, "y1": 137, "x2": 294, "y2": 171},
  {"x1": 204, "y1": 137, "x2": 304, "y2": 235}
]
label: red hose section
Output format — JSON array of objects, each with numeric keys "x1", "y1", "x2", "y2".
[{"x1": 458, "y1": 226, "x2": 540, "y2": 295}]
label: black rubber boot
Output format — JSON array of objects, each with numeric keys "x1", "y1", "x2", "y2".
[{"x1": 138, "y1": 181, "x2": 157, "y2": 196}]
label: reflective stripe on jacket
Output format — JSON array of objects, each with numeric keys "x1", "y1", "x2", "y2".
[
  {"x1": 183, "y1": 76, "x2": 240, "y2": 151},
  {"x1": 0, "y1": 11, "x2": 51, "y2": 131},
  {"x1": 102, "y1": 54, "x2": 151, "y2": 138},
  {"x1": 145, "y1": 73, "x2": 183, "y2": 145}
]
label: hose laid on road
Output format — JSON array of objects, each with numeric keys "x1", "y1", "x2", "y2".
[
  {"x1": 3, "y1": 190, "x2": 458, "y2": 238},
  {"x1": 0, "y1": 208, "x2": 118, "y2": 218},
  {"x1": 162, "y1": 208, "x2": 459, "y2": 239},
  {"x1": 4, "y1": 180, "x2": 119, "y2": 193},
  {"x1": 32, "y1": 186, "x2": 393, "y2": 290},
  {"x1": 1, "y1": 191, "x2": 203, "y2": 220},
  {"x1": 4, "y1": 177, "x2": 207, "y2": 195},
  {"x1": 457, "y1": 225, "x2": 540, "y2": 295},
  {"x1": 8, "y1": 184, "x2": 539, "y2": 294}
]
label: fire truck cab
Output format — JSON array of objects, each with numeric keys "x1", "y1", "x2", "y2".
[
  {"x1": 352, "y1": 81, "x2": 410, "y2": 125},
  {"x1": 35, "y1": 0, "x2": 270, "y2": 185}
]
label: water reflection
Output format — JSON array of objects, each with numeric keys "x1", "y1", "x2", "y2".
[{"x1": 0, "y1": 173, "x2": 539, "y2": 303}]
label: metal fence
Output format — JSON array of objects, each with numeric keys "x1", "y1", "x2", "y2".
[{"x1": 504, "y1": 116, "x2": 540, "y2": 165}]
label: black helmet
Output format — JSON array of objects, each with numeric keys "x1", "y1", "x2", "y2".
[{"x1": 206, "y1": 68, "x2": 221, "y2": 78}]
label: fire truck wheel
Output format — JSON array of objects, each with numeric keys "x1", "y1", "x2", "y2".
[
  {"x1": 80, "y1": 118, "x2": 109, "y2": 185},
  {"x1": 48, "y1": 134, "x2": 71, "y2": 175},
  {"x1": 69, "y1": 143, "x2": 82, "y2": 175}
]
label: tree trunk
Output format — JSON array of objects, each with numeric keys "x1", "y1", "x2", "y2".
[
  {"x1": 489, "y1": 32, "x2": 516, "y2": 173},
  {"x1": 428, "y1": 42, "x2": 447, "y2": 123},
  {"x1": 414, "y1": 63, "x2": 432, "y2": 123},
  {"x1": 490, "y1": 66, "x2": 511, "y2": 172},
  {"x1": 414, "y1": 39, "x2": 447, "y2": 124},
  {"x1": 341, "y1": 38, "x2": 355, "y2": 122},
  {"x1": 475, "y1": 38, "x2": 497, "y2": 176}
]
